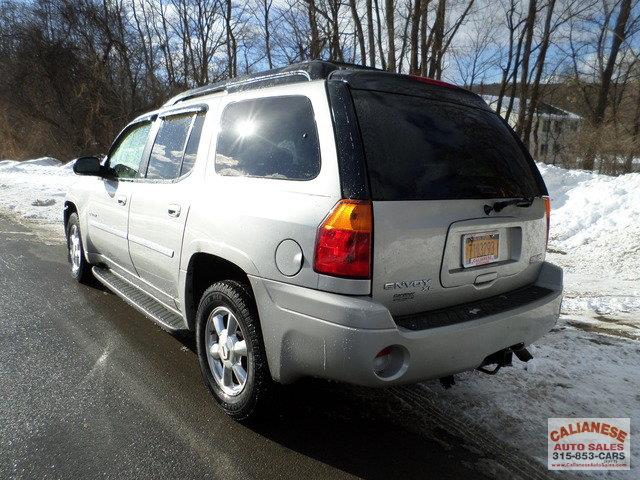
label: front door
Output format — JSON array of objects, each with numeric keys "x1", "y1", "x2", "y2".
[{"x1": 86, "y1": 121, "x2": 153, "y2": 272}]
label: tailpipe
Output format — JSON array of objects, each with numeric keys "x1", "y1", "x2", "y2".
[
  {"x1": 477, "y1": 343, "x2": 533, "y2": 375},
  {"x1": 512, "y1": 344, "x2": 533, "y2": 362}
]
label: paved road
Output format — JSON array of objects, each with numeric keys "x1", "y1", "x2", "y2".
[{"x1": 0, "y1": 215, "x2": 556, "y2": 479}]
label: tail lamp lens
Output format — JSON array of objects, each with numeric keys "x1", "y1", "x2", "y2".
[
  {"x1": 313, "y1": 200, "x2": 372, "y2": 279},
  {"x1": 543, "y1": 196, "x2": 551, "y2": 246}
]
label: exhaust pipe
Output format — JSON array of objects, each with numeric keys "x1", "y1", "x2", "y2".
[
  {"x1": 477, "y1": 343, "x2": 533, "y2": 375},
  {"x1": 513, "y1": 344, "x2": 533, "y2": 362}
]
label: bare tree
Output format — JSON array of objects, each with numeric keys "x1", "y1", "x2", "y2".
[
  {"x1": 427, "y1": 0, "x2": 446, "y2": 77},
  {"x1": 495, "y1": 0, "x2": 523, "y2": 115},
  {"x1": 409, "y1": 0, "x2": 426, "y2": 73},
  {"x1": 306, "y1": 0, "x2": 322, "y2": 58},
  {"x1": 450, "y1": 15, "x2": 499, "y2": 87},
  {"x1": 397, "y1": 0, "x2": 412, "y2": 71},
  {"x1": 522, "y1": 0, "x2": 556, "y2": 145},
  {"x1": 256, "y1": 0, "x2": 275, "y2": 68},
  {"x1": 1, "y1": 0, "x2": 638, "y2": 170},
  {"x1": 593, "y1": 0, "x2": 633, "y2": 126},
  {"x1": 366, "y1": 0, "x2": 376, "y2": 65},
  {"x1": 374, "y1": 0, "x2": 387, "y2": 69},
  {"x1": 349, "y1": 0, "x2": 367, "y2": 64},
  {"x1": 385, "y1": 0, "x2": 396, "y2": 70},
  {"x1": 514, "y1": 0, "x2": 537, "y2": 137}
]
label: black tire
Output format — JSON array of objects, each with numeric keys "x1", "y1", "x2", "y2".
[
  {"x1": 65, "y1": 212, "x2": 93, "y2": 284},
  {"x1": 195, "y1": 280, "x2": 272, "y2": 421}
]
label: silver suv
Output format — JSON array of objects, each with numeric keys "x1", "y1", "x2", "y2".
[{"x1": 65, "y1": 61, "x2": 563, "y2": 419}]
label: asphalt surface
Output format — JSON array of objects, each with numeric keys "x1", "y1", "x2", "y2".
[{"x1": 0, "y1": 215, "x2": 558, "y2": 480}]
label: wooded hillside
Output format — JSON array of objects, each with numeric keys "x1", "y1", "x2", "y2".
[{"x1": 0, "y1": 0, "x2": 638, "y2": 172}]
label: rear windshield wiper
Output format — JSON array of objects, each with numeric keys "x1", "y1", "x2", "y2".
[{"x1": 484, "y1": 197, "x2": 534, "y2": 215}]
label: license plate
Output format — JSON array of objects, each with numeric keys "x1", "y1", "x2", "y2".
[{"x1": 462, "y1": 231, "x2": 499, "y2": 268}]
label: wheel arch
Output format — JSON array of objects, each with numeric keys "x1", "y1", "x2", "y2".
[
  {"x1": 183, "y1": 251, "x2": 256, "y2": 331},
  {"x1": 63, "y1": 200, "x2": 78, "y2": 227}
]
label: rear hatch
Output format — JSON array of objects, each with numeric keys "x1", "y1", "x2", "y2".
[{"x1": 346, "y1": 79, "x2": 548, "y2": 316}]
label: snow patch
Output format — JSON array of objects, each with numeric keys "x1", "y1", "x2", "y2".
[
  {"x1": 420, "y1": 324, "x2": 639, "y2": 478},
  {"x1": 0, "y1": 158, "x2": 75, "y2": 235}
]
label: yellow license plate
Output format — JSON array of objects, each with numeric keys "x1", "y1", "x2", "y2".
[{"x1": 462, "y1": 232, "x2": 499, "y2": 268}]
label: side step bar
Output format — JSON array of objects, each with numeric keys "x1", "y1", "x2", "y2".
[{"x1": 92, "y1": 266, "x2": 187, "y2": 331}]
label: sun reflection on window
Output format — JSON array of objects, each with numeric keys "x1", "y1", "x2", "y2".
[{"x1": 235, "y1": 119, "x2": 257, "y2": 138}]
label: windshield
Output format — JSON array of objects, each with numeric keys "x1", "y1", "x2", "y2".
[{"x1": 350, "y1": 89, "x2": 543, "y2": 201}]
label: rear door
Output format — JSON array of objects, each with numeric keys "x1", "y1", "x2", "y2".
[
  {"x1": 349, "y1": 87, "x2": 548, "y2": 316},
  {"x1": 127, "y1": 108, "x2": 207, "y2": 304}
]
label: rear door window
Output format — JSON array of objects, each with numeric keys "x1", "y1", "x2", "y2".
[
  {"x1": 147, "y1": 114, "x2": 195, "y2": 180},
  {"x1": 214, "y1": 96, "x2": 320, "y2": 180},
  {"x1": 350, "y1": 89, "x2": 542, "y2": 200},
  {"x1": 180, "y1": 113, "x2": 205, "y2": 177}
]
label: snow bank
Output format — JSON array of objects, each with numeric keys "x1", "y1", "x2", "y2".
[
  {"x1": 538, "y1": 163, "x2": 640, "y2": 328},
  {"x1": 0, "y1": 157, "x2": 62, "y2": 169},
  {"x1": 540, "y1": 162, "x2": 640, "y2": 264}
]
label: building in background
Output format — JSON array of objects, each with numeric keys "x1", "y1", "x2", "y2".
[{"x1": 482, "y1": 95, "x2": 582, "y2": 164}]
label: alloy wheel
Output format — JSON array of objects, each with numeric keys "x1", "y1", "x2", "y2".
[{"x1": 204, "y1": 306, "x2": 248, "y2": 396}]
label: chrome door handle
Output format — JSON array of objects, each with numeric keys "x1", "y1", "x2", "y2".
[
  {"x1": 116, "y1": 195, "x2": 127, "y2": 206},
  {"x1": 167, "y1": 204, "x2": 181, "y2": 217}
]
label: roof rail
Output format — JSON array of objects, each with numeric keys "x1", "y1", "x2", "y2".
[{"x1": 164, "y1": 60, "x2": 383, "y2": 106}]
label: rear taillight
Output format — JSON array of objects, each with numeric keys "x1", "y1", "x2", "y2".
[
  {"x1": 543, "y1": 196, "x2": 551, "y2": 246},
  {"x1": 313, "y1": 200, "x2": 372, "y2": 279}
]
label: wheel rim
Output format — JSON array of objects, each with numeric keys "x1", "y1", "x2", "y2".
[
  {"x1": 204, "y1": 306, "x2": 248, "y2": 396},
  {"x1": 69, "y1": 224, "x2": 82, "y2": 276}
]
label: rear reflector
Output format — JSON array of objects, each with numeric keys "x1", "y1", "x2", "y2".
[
  {"x1": 543, "y1": 196, "x2": 551, "y2": 246},
  {"x1": 313, "y1": 200, "x2": 372, "y2": 279}
]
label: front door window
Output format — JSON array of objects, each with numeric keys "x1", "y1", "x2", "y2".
[{"x1": 108, "y1": 122, "x2": 152, "y2": 179}]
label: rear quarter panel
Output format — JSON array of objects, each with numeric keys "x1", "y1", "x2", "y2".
[{"x1": 181, "y1": 81, "x2": 365, "y2": 294}]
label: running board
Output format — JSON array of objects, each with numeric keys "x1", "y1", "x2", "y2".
[{"x1": 92, "y1": 266, "x2": 187, "y2": 331}]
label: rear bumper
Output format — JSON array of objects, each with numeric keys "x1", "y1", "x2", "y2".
[{"x1": 249, "y1": 262, "x2": 563, "y2": 386}]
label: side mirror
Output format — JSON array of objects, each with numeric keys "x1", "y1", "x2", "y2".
[{"x1": 73, "y1": 156, "x2": 104, "y2": 176}]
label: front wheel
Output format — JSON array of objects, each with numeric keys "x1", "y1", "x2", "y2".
[
  {"x1": 65, "y1": 212, "x2": 92, "y2": 284},
  {"x1": 195, "y1": 280, "x2": 273, "y2": 421}
]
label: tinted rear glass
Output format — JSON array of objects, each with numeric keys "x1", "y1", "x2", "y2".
[{"x1": 351, "y1": 89, "x2": 542, "y2": 200}]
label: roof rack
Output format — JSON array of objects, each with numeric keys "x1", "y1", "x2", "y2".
[{"x1": 164, "y1": 60, "x2": 382, "y2": 106}]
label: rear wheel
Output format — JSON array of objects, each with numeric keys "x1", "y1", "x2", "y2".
[
  {"x1": 65, "y1": 212, "x2": 92, "y2": 284},
  {"x1": 195, "y1": 280, "x2": 272, "y2": 421}
]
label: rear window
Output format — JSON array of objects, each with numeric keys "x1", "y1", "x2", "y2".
[
  {"x1": 214, "y1": 96, "x2": 320, "y2": 180},
  {"x1": 350, "y1": 89, "x2": 542, "y2": 200}
]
